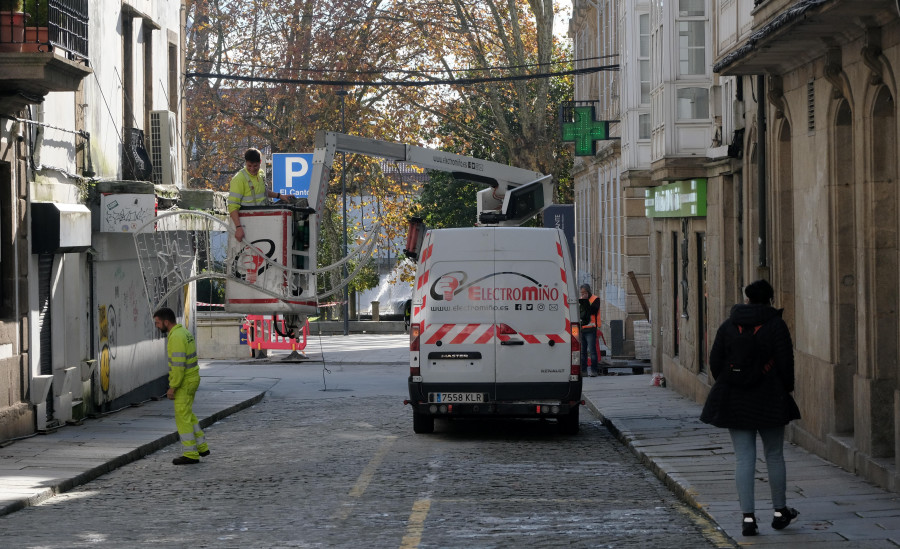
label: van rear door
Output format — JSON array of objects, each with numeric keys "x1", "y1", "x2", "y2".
[
  {"x1": 419, "y1": 229, "x2": 498, "y2": 400},
  {"x1": 493, "y1": 229, "x2": 574, "y2": 400}
]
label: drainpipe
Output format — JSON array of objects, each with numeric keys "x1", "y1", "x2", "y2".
[{"x1": 757, "y1": 74, "x2": 768, "y2": 273}]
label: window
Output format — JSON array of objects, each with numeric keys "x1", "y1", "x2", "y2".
[
  {"x1": 679, "y1": 0, "x2": 705, "y2": 16},
  {"x1": 639, "y1": 14, "x2": 650, "y2": 104},
  {"x1": 143, "y1": 22, "x2": 154, "y2": 138},
  {"x1": 678, "y1": 21, "x2": 706, "y2": 76},
  {"x1": 168, "y1": 42, "x2": 178, "y2": 113},
  {"x1": 639, "y1": 114, "x2": 651, "y2": 139},
  {"x1": 677, "y1": 87, "x2": 710, "y2": 119}
]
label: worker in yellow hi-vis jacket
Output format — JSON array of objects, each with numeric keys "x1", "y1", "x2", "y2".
[
  {"x1": 228, "y1": 148, "x2": 290, "y2": 243},
  {"x1": 153, "y1": 307, "x2": 210, "y2": 465}
]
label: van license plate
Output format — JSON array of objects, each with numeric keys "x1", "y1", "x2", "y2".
[{"x1": 429, "y1": 392, "x2": 485, "y2": 403}]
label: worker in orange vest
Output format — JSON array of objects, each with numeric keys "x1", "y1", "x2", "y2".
[{"x1": 579, "y1": 284, "x2": 601, "y2": 376}]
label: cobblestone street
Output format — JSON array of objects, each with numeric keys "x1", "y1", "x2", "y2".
[{"x1": 0, "y1": 391, "x2": 727, "y2": 548}]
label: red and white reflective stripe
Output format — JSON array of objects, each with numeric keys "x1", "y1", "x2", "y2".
[
  {"x1": 419, "y1": 242, "x2": 433, "y2": 264},
  {"x1": 556, "y1": 242, "x2": 568, "y2": 285},
  {"x1": 416, "y1": 242, "x2": 434, "y2": 291},
  {"x1": 417, "y1": 269, "x2": 429, "y2": 290},
  {"x1": 413, "y1": 294, "x2": 427, "y2": 321},
  {"x1": 422, "y1": 323, "x2": 567, "y2": 345}
]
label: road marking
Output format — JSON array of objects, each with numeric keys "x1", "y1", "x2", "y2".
[
  {"x1": 399, "y1": 498, "x2": 431, "y2": 549},
  {"x1": 333, "y1": 435, "x2": 397, "y2": 520}
]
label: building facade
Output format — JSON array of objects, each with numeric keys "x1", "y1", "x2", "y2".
[
  {"x1": 575, "y1": 0, "x2": 900, "y2": 493},
  {"x1": 577, "y1": 0, "x2": 900, "y2": 493},
  {"x1": 569, "y1": 0, "x2": 654, "y2": 358},
  {"x1": 709, "y1": 0, "x2": 900, "y2": 493},
  {"x1": 0, "y1": 0, "x2": 193, "y2": 441}
]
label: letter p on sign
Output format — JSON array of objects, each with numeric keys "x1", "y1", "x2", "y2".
[{"x1": 287, "y1": 157, "x2": 308, "y2": 181}]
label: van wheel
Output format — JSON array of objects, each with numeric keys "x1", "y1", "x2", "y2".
[
  {"x1": 413, "y1": 412, "x2": 434, "y2": 434},
  {"x1": 558, "y1": 408, "x2": 579, "y2": 435}
]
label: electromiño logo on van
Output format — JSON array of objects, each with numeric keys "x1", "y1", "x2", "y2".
[{"x1": 430, "y1": 271, "x2": 558, "y2": 303}]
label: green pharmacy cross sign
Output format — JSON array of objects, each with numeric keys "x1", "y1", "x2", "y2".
[{"x1": 561, "y1": 105, "x2": 613, "y2": 156}]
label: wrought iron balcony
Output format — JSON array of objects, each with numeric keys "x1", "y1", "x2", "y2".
[
  {"x1": 0, "y1": 0, "x2": 88, "y2": 60},
  {"x1": 0, "y1": 0, "x2": 90, "y2": 112}
]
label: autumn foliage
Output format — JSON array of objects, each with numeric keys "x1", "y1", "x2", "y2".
[{"x1": 184, "y1": 0, "x2": 573, "y2": 292}]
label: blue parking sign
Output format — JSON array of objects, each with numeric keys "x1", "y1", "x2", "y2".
[{"x1": 272, "y1": 153, "x2": 314, "y2": 198}]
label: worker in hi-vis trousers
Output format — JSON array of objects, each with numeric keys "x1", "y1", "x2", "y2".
[{"x1": 153, "y1": 307, "x2": 210, "y2": 465}]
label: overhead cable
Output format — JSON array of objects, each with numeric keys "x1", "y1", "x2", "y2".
[
  {"x1": 185, "y1": 54, "x2": 620, "y2": 75},
  {"x1": 186, "y1": 64, "x2": 619, "y2": 87}
]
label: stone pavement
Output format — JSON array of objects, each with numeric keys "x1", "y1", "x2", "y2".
[
  {"x1": 1, "y1": 334, "x2": 899, "y2": 547},
  {"x1": 582, "y1": 372, "x2": 900, "y2": 547}
]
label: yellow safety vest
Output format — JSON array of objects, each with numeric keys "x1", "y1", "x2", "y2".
[
  {"x1": 167, "y1": 323, "x2": 199, "y2": 388},
  {"x1": 227, "y1": 168, "x2": 267, "y2": 213}
]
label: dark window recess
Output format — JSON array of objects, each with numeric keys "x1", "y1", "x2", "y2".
[
  {"x1": 672, "y1": 231, "x2": 679, "y2": 357},
  {"x1": 38, "y1": 253, "x2": 54, "y2": 420}
]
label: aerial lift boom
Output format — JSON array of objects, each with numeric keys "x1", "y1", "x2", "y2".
[{"x1": 307, "y1": 131, "x2": 554, "y2": 227}]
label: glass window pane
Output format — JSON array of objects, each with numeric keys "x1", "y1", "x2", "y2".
[
  {"x1": 678, "y1": 21, "x2": 706, "y2": 75},
  {"x1": 640, "y1": 60, "x2": 650, "y2": 103},
  {"x1": 640, "y1": 15, "x2": 650, "y2": 57},
  {"x1": 677, "y1": 87, "x2": 710, "y2": 119},
  {"x1": 639, "y1": 114, "x2": 650, "y2": 139},
  {"x1": 690, "y1": 48, "x2": 705, "y2": 74},
  {"x1": 679, "y1": 0, "x2": 705, "y2": 16}
]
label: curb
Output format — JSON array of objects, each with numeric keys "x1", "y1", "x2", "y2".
[{"x1": 582, "y1": 393, "x2": 729, "y2": 540}]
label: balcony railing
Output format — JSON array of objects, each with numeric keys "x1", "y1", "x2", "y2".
[{"x1": 0, "y1": 0, "x2": 88, "y2": 61}]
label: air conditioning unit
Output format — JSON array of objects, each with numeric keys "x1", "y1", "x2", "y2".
[{"x1": 149, "y1": 110, "x2": 180, "y2": 186}]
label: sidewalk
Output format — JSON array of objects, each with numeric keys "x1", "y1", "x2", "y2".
[
  {"x1": 2, "y1": 335, "x2": 900, "y2": 547},
  {"x1": 582, "y1": 373, "x2": 900, "y2": 547}
]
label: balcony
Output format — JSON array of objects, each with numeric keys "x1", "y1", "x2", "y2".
[
  {"x1": 715, "y1": 0, "x2": 898, "y2": 75},
  {"x1": 0, "y1": 0, "x2": 91, "y2": 113}
]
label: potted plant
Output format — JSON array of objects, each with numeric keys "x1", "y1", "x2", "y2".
[
  {"x1": 0, "y1": 0, "x2": 26, "y2": 51},
  {"x1": 22, "y1": 0, "x2": 47, "y2": 51}
]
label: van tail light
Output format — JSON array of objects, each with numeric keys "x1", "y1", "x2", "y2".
[
  {"x1": 570, "y1": 324, "x2": 581, "y2": 375},
  {"x1": 410, "y1": 322, "x2": 421, "y2": 351},
  {"x1": 410, "y1": 323, "x2": 422, "y2": 376}
]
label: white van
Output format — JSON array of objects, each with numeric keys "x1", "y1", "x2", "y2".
[{"x1": 406, "y1": 227, "x2": 583, "y2": 434}]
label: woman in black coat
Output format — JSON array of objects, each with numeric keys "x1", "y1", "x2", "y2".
[{"x1": 701, "y1": 280, "x2": 801, "y2": 536}]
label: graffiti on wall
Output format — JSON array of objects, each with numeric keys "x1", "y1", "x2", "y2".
[
  {"x1": 98, "y1": 304, "x2": 112, "y2": 392},
  {"x1": 101, "y1": 195, "x2": 156, "y2": 233},
  {"x1": 97, "y1": 279, "x2": 160, "y2": 394}
]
